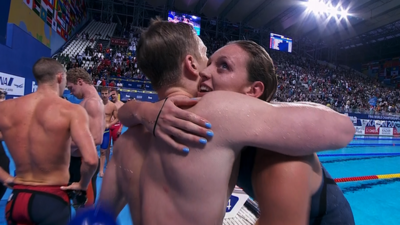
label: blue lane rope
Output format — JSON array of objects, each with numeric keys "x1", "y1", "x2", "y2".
[
  {"x1": 353, "y1": 138, "x2": 400, "y2": 141},
  {"x1": 318, "y1": 153, "x2": 400, "y2": 157},
  {"x1": 348, "y1": 143, "x2": 398, "y2": 146}
]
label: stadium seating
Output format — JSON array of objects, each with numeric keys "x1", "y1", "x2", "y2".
[
  {"x1": 60, "y1": 21, "x2": 117, "y2": 59},
  {"x1": 55, "y1": 22, "x2": 400, "y2": 114}
]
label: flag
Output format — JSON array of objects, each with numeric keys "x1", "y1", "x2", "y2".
[
  {"x1": 41, "y1": 0, "x2": 54, "y2": 25},
  {"x1": 368, "y1": 97, "x2": 377, "y2": 106},
  {"x1": 52, "y1": 19, "x2": 57, "y2": 31},
  {"x1": 57, "y1": 13, "x2": 66, "y2": 30},
  {"x1": 40, "y1": 7, "x2": 47, "y2": 22},
  {"x1": 53, "y1": 0, "x2": 58, "y2": 19},
  {"x1": 33, "y1": 0, "x2": 41, "y2": 15},
  {"x1": 395, "y1": 122, "x2": 400, "y2": 133},
  {"x1": 59, "y1": 1, "x2": 67, "y2": 14},
  {"x1": 57, "y1": 23, "x2": 62, "y2": 34},
  {"x1": 23, "y1": 0, "x2": 33, "y2": 9},
  {"x1": 374, "y1": 120, "x2": 383, "y2": 130},
  {"x1": 361, "y1": 119, "x2": 369, "y2": 130},
  {"x1": 46, "y1": 10, "x2": 53, "y2": 26},
  {"x1": 65, "y1": 14, "x2": 70, "y2": 26}
]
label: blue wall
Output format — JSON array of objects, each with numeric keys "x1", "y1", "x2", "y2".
[
  {"x1": 0, "y1": 23, "x2": 51, "y2": 81},
  {"x1": 0, "y1": 23, "x2": 51, "y2": 99}
]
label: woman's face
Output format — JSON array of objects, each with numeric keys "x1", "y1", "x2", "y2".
[{"x1": 197, "y1": 44, "x2": 252, "y2": 97}]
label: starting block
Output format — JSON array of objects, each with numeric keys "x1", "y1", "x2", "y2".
[{"x1": 224, "y1": 186, "x2": 249, "y2": 219}]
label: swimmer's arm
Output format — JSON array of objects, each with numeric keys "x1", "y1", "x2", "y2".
[
  {"x1": 255, "y1": 154, "x2": 311, "y2": 225},
  {"x1": 0, "y1": 167, "x2": 13, "y2": 185},
  {"x1": 70, "y1": 105, "x2": 99, "y2": 189},
  {"x1": 85, "y1": 99, "x2": 105, "y2": 145},
  {"x1": 274, "y1": 101, "x2": 335, "y2": 112},
  {"x1": 197, "y1": 91, "x2": 354, "y2": 156},
  {"x1": 108, "y1": 104, "x2": 120, "y2": 127},
  {"x1": 98, "y1": 158, "x2": 127, "y2": 219}
]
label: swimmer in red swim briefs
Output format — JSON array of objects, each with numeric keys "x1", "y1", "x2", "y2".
[
  {"x1": 99, "y1": 87, "x2": 119, "y2": 177},
  {"x1": 0, "y1": 58, "x2": 98, "y2": 225},
  {"x1": 110, "y1": 88, "x2": 124, "y2": 143}
]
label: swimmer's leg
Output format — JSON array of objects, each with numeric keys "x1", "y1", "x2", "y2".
[
  {"x1": 99, "y1": 130, "x2": 111, "y2": 177},
  {"x1": 105, "y1": 140, "x2": 111, "y2": 168}
]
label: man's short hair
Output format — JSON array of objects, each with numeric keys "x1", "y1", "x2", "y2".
[
  {"x1": 67, "y1": 68, "x2": 92, "y2": 84},
  {"x1": 32, "y1": 58, "x2": 66, "y2": 83},
  {"x1": 137, "y1": 17, "x2": 199, "y2": 91},
  {"x1": 100, "y1": 87, "x2": 109, "y2": 93},
  {"x1": 110, "y1": 87, "x2": 120, "y2": 94}
]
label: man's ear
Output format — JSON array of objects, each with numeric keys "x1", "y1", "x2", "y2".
[
  {"x1": 245, "y1": 81, "x2": 265, "y2": 99},
  {"x1": 183, "y1": 54, "x2": 199, "y2": 80}
]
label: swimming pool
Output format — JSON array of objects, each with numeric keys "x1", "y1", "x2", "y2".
[
  {"x1": 319, "y1": 137, "x2": 400, "y2": 225},
  {"x1": 0, "y1": 135, "x2": 399, "y2": 224}
]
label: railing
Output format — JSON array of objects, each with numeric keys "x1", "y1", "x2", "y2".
[{"x1": 333, "y1": 107, "x2": 400, "y2": 116}]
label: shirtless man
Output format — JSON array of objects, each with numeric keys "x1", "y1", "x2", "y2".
[
  {"x1": 66, "y1": 67, "x2": 105, "y2": 207},
  {"x1": 0, "y1": 89, "x2": 10, "y2": 200},
  {"x1": 99, "y1": 87, "x2": 119, "y2": 177},
  {"x1": 0, "y1": 58, "x2": 98, "y2": 225},
  {"x1": 98, "y1": 19, "x2": 354, "y2": 225},
  {"x1": 109, "y1": 88, "x2": 124, "y2": 144}
]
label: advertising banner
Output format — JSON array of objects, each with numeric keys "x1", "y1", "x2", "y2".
[
  {"x1": 119, "y1": 91, "x2": 158, "y2": 102},
  {"x1": 354, "y1": 126, "x2": 365, "y2": 135},
  {"x1": 0, "y1": 72, "x2": 25, "y2": 96},
  {"x1": 364, "y1": 127, "x2": 379, "y2": 135},
  {"x1": 379, "y1": 127, "x2": 393, "y2": 136},
  {"x1": 110, "y1": 38, "x2": 129, "y2": 46}
]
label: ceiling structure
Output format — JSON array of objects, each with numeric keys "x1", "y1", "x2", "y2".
[
  {"x1": 127, "y1": 0, "x2": 400, "y2": 45},
  {"x1": 88, "y1": 0, "x2": 400, "y2": 63}
]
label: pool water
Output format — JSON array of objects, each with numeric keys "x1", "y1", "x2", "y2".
[
  {"x1": 0, "y1": 135, "x2": 399, "y2": 224},
  {"x1": 319, "y1": 140, "x2": 400, "y2": 225}
]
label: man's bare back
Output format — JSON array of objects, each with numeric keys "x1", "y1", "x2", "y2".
[
  {"x1": 0, "y1": 93, "x2": 91, "y2": 186},
  {"x1": 116, "y1": 95, "x2": 257, "y2": 225}
]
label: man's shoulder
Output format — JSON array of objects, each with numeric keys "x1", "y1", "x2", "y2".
[
  {"x1": 107, "y1": 101, "x2": 116, "y2": 107},
  {"x1": 115, "y1": 101, "x2": 124, "y2": 107},
  {"x1": 84, "y1": 97, "x2": 103, "y2": 110},
  {"x1": 191, "y1": 91, "x2": 244, "y2": 116}
]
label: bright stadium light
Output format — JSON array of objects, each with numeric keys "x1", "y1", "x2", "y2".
[{"x1": 304, "y1": 0, "x2": 349, "y2": 18}]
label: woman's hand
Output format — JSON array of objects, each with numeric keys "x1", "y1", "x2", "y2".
[{"x1": 149, "y1": 97, "x2": 214, "y2": 153}]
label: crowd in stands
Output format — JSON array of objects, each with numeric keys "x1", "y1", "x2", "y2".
[
  {"x1": 270, "y1": 50, "x2": 400, "y2": 114},
  {"x1": 55, "y1": 21, "x2": 400, "y2": 115}
]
